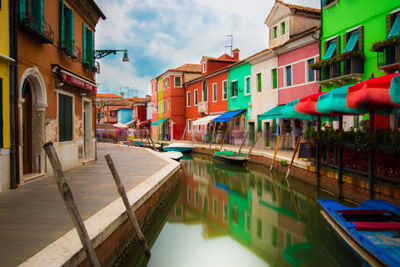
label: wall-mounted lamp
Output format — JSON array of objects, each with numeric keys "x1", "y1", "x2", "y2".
[{"x1": 94, "y1": 49, "x2": 130, "y2": 62}]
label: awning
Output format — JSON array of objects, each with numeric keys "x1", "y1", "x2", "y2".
[
  {"x1": 388, "y1": 14, "x2": 400, "y2": 38},
  {"x1": 295, "y1": 92, "x2": 328, "y2": 115},
  {"x1": 258, "y1": 100, "x2": 316, "y2": 121},
  {"x1": 151, "y1": 118, "x2": 169, "y2": 126},
  {"x1": 125, "y1": 119, "x2": 137, "y2": 126},
  {"x1": 193, "y1": 115, "x2": 219, "y2": 126},
  {"x1": 346, "y1": 74, "x2": 399, "y2": 110},
  {"x1": 390, "y1": 74, "x2": 400, "y2": 104},
  {"x1": 258, "y1": 105, "x2": 285, "y2": 120},
  {"x1": 323, "y1": 41, "x2": 336, "y2": 60},
  {"x1": 343, "y1": 32, "x2": 359, "y2": 53},
  {"x1": 137, "y1": 120, "x2": 151, "y2": 127},
  {"x1": 214, "y1": 109, "x2": 246, "y2": 123},
  {"x1": 316, "y1": 84, "x2": 364, "y2": 114}
]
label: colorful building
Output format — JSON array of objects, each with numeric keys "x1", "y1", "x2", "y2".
[
  {"x1": 318, "y1": 0, "x2": 400, "y2": 130},
  {"x1": 17, "y1": 0, "x2": 105, "y2": 183},
  {"x1": 184, "y1": 51, "x2": 239, "y2": 141},
  {"x1": 151, "y1": 64, "x2": 201, "y2": 140},
  {"x1": 95, "y1": 93, "x2": 123, "y2": 122}
]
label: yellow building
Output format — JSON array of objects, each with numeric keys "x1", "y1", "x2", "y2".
[{"x1": 0, "y1": 0, "x2": 14, "y2": 191}]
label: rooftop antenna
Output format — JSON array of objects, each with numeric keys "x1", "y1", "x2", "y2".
[{"x1": 225, "y1": 34, "x2": 233, "y2": 56}]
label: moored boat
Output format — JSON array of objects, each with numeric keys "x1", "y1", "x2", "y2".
[
  {"x1": 212, "y1": 150, "x2": 249, "y2": 165},
  {"x1": 157, "y1": 151, "x2": 183, "y2": 162},
  {"x1": 162, "y1": 142, "x2": 194, "y2": 153},
  {"x1": 318, "y1": 198, "x2": 400, "y2": 267}
]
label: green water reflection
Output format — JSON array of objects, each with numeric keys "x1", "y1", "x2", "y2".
[{"x1": 145, "y1": 154, "x2": 361, "y2": 267}]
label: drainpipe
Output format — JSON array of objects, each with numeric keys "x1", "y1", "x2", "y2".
[{"x1": 10, "y1": 0, "x2": 20, "y2": 189}]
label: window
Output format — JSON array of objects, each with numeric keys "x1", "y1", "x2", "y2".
[
  {"x1": 212, "y1": 83, "x2": 217, "y2": 102},
  {"x1": 257, "y1": 73, "x2": 262, "y2": 92},
  {"x1": 195, "y1": 189, "x2": 198, "y2": 206},
  {"x1": 222, "y1": 80, "x2": 228, "y2": 100},
  {"x1": 202, "y1": 80, "x2": 208, "y2": 101},
  {"x1": 174, "y1": 76, "x2": 182, "y2": 87},
  {"x1": 203, "y1": 197, "x2": 208, "y2": 216},
  {"x1": 322, "y1": 0, "x2": 337, "y2": 8},
  {"x1": 194, "y1": 89, "x2": 198, "y2": 105},
  {"x1": 245, "y1": 76, "x2": 250, "y2": 95},
  {"x1": 285, "y1": 65, "x2": 292, "y2": 86},
  {"x1": 273, "y1": 26, "x2": 277, "y2": 38},
  {"x1": 163, "y1": 101, "x2": 165, "y2": 112},
  {"x1": 198, "y1": 125, "x2": 201, "y2": 131},
  {"x1": 60, "y1": 1, "x2": 74, "y2": 54},
  {"x1": 343, "y1": 30, "x2": 359, "y2": 53},
  {"x1": 281, "y1": 21, "x2": 286, "y2": 35},
  {"x1": 231, "y1": 80, "x2": 238, "y2": 97},
  {"x1": 245, "y1": 212, "x2": 251, "y2": 232},
  {"x1": 307, "y1": 59, "x2": 315, "y2": 82},
  {"x1": 58, "y1": 93, "x2": 73, "y2": 142},
  {"x1": 388, "y1": 13, "x2": 400, "y2": 38},
  {"x1": 82, "y1": 23, "x2": 94, "y2": 66},
  {"x1": 202, "y1": 62, "x2": 206, "y2": 73},
  {"x1": 272, "y1": 68, "x2": 278, "y2": 89},
  {"x1": 285, "y1": 232, "x2": 292, "y2": 248},
  {"x1": 19, "y1": 0, "x2": 44, "y2": 32},
  {"x1": 213, "y1": 198, "x2": 217, "y2": 216},
  {"x1": 223, "y1": 201, "x2": 228, "y2": 221},
  {"x1": 175, "y1": 206, "x2": 182, "y2": 216},
  {"x1": 272, "y1": 226, "x2": 278, "y2": 247},
  {"x1": 257, "y1": 219, "x2": 262, "y2": 238},
  {"x1": 187, "y1": 91, "x2": 191, "y2": 107},
  {"x1": 323, "y1": 39, "x2": 337, "y2": 60},
  {"x1": 232, "y1": 205, "x2": 239, "y2": 225},
  {"x1": 0, "y1": 78, "x2": 2, "y2": 148},
  {"x1": 168, "y1": 77, "x2": 170, "y2": 88},
  {"x1": 188, "y1": 119, "x2": 192, "y2": 132},
  {"x1": 187, "y1": 187, "x2": 191, "y2": 201},
  {"x1": 168, "y1": 100, "x2": 170, "y2": 111}
]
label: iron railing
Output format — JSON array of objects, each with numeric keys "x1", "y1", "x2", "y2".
[
  {"x1": 343, "y1": 55, "x2": 364, "y2": 76},
  {"x1": 377, "y1": 44, "x2": 400, "y2": 68},
  {"x1": 322, "y1": 61, "x2": 341, "y2": 81},
  {"x1": 20, "y1": 14, "x2": 54, "y2": 43}
]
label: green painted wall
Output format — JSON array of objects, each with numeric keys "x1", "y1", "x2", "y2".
[
  {"x1": 228, "y1": 62, "x2": 252, "y2": 120},
  {"x1": 229, "y1": 190, "x2": 252, "y2": 244},
  {"x1": 321, "y1": 0, "x2": 400, "y2": 91}
]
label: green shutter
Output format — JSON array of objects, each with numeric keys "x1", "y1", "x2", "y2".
[
  {"x1": 335, "y1": 35, "x2": 340, "y2": 55},
  {"x1": 82, "y1": 23, "x2": 87, "y2": 63},
  {"x1": 32, "y1": 0, "x2": 44, "y2": 32},
  {"x1": 343, "y1": 32, "x2": 348, "y2": 53},
  {"x1": 88, "y1": 30, "x2": 94, "y2": 66},
  {"x1": 65, "y1": 8, "x2": 74, "y2": 51},
  {"x1": 0, "y1": 78, "x2": 3, "y2": 148},
  {"x1": 59, "y1": 0, "x2": 64, "y2": 48},
  {"x1": 257, "y1": 73, "x2": 262, "y2": 92},
  {"x1": 70, "y1": 10, "x2": 74, "y2": 52},
  {"x1": 20, "y1": 0, "x2": 26, "y2": 22},
  {"x1": 386, "y1": 14, "x2": 392, "y2": 37},
  {"x1": 272, "y1": 69, "x2": 277, "y2": 89}
]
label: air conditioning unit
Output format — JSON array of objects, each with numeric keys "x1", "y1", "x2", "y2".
[{"x1": 198, "y1": 101, "x2": 208, "y2": 114}]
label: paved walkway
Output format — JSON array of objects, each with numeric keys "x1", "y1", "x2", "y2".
[{"x1": 0, "y1": 143, "x2": 169, "y2": 267}]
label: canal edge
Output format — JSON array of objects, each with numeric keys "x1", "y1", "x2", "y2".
[{"x1": 18, "y1": 145, "x2": 181, "y2": 267}]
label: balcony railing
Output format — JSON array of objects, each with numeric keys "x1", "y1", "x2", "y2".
[
  {"x1": 343, "y1": 55, "x2": 364, "y2": 76},
  {"x1": 377, "y1": 44, "x2": 400, "y2": 73},
  {"x1": 322, "y1": 61, "x2": 341, "y2": 81},
  {"x1": 20, "y1": 14, "x2": 54, "y2": 44}
]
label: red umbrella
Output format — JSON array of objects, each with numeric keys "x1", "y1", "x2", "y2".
[{"x1": 295, "y1": 92, "x2": 329, "y2": 115}]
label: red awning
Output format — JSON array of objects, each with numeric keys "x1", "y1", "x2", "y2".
[
  {"x1": 346, "y1": 74, "x2": 399, "y2": 110},
  {"x1": 294, "y1": 92, "x2": 328, "y2": 115},
  {"x1": 137, "y1": 120, "x2": 151, "y2": 127}
]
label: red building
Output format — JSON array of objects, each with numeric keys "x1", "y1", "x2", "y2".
[
  {"x1": 184, "y1": 51, "x2": 239, "y2": 141},
  {"x1": 132, "y1": 101, "x2": 147, "y2": 123}
]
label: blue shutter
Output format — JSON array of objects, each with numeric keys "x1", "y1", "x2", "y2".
[
  {"x1": 32, "y1": 0, "x2": 44, "y2": 32},
  {"x1": 343, "y1": 32, "x2": 359, "y2": 53},
  {"x1": 323, "y1": 41, "x2": 336, "y2": 60},
  {"x1": 59, "y1": 0, "x2": 64, "y2": 48},
  {"x1": 82, "y1": 23, "x2": 87, "y2": 63},
  {"x1": 20, "y1": 0, "x2": 26, "y2": 22},
  {"x1": 388, "y1": 15, "x2": 400, "y2": 39}
]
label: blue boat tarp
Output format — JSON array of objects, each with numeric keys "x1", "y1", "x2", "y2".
[
  {"x1": 214, "y1": 109, "x2": 246, "y2": 122},
  {"x1": 151, "y1": 118, "x2": 169, "y2": 126}
]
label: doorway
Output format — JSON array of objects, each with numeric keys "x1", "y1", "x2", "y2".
[
  {"x1": 248, "y1": 122, "x2": 255, "y2": 145},
  {"x1": 22, "y1": 82, "x2": 33, "y2": 174}
]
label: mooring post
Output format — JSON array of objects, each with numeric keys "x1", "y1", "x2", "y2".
[
  {"x1": 368, "y1": 149, "x2": 375, "y2": 199},
  {"x1": 105, "y1": 154, "x2": 151, "y2": 257},
  {"x1": 316, "y1": 143, "x2": 320, "y2": 189},
  {"x1": 43, "y1": 142, "x2": 101, "y2": 267}
]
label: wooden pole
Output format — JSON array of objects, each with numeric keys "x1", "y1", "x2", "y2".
[
  {"x1": 208, "y1": 122, "x2": 217, "y2": 155},
  {"x1": 43, "y1": 142, "x2": 101, "y2": 267},
  {"x1": 270, "y1": 135, "x2": 281, "y2": 171},
  {"x1": 247, "y1": 132, "x2": 262, "y2": 156},
  {"x1": 238, "y1": 130, "x2": 249, "y2": 154},
  {"x1": 105, "y1": 154, "x2": 151, "y2": 257},
  {"x1": 181, "y1": 126, "x2": 187, "y2": 141},
  {"x1": 220, "y1": 120, "x2": 232, "y2": 151},
  {"x1": 285, "y1": 137, "x2": 302, "y2": 181}
]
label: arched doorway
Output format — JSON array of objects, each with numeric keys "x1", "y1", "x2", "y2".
[{"x1": 19, "y1": 67, "x2": 47, "y2": 178}]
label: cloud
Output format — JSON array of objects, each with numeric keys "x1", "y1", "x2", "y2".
[{"x1": 95, "y1": 0, "x2": 320, "y2": 94}]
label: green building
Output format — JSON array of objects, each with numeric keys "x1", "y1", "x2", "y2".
[{"x1": 318, "y1": 0, "x2": 400, "y2": 128}]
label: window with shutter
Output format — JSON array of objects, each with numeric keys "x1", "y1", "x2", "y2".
[
  {"x1": 272, "y1": 69, "x2": 277, "y2": 89},
  {"x1": 31, "y1": 0, "x2": 44, "y2": 32},
  {"x1": 285, "y1": 66, "x2": 292, "y2": 86},
  {"x1": 59, "y1": 0, "x2": 64, "y2": 47},
  {"x1": 62, "y1": 7, "x2": 74, "y2": 53},
  {"x1": 59, "y1": 94, "x2": 73, "y2": 142},
  {"x1": 202, "y1": 80, "x2": 208, "y2": 101},
  {"x1": 231, "y1": 80, "x2": 238, "y2": 97},
  {"x1": 245, "y1": 76, "x2": 250, "y2": 95},
  {"x1": 86, "y1": 29, "x2": 94, "y2": 66},
  {"x1": 82, "y1": 23, "x2": 87, "y2": 63},
  {"x1": 257, "y1": 73, "x2": 262, "y2": 92}
]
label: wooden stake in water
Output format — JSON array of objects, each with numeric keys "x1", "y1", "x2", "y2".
[
  {"x1": 285, "y1": 137, "x2": 302, "y2": 182},
  {"x1": 105, "y1": 154, "x2": 151, "y2": 258},
  {"x1": 270, "y1": 135, "x2": 281, "y2": 171},
  {"x1": 43, "y1": 142, "x2": 101, "y2": 267}
]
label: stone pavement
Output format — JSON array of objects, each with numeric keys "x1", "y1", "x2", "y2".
[{"x1": 0, "y1": 143, "x2": 169, "y2": 267}]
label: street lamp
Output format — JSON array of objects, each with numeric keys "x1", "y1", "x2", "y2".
[{"x1": 94, "y1": 49, "x2": 130, "y2": 62}]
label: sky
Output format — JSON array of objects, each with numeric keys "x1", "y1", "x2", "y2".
[{"x1": 95, "y1": 0, "x2": 320, "y2": 97}]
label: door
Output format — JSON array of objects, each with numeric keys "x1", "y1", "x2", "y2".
[
  {"x1": 22, "y1": 83, "x2": 33, "y2": 174},
  {"x1": 249, "y1": 122, "x2": 255, "y2": 145}
]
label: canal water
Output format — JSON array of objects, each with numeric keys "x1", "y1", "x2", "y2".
[{"x1": 118, "y1": 153, "x2": 361, "y2": 267}]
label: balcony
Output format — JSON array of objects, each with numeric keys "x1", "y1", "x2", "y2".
[
  {"x1": 20, "y1": 14, "x2": 54, "y2": 44},
  {"x1": 319, "y1": 56, "x2": 364, "y2": 86},
  {"x1": 377, "y1": 44, "x2": 400, "y2": 74},
  {"x1": 198, "y1": 101, "x2": 208, "y2": 115}
]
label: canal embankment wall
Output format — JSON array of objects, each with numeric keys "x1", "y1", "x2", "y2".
[
  {"x1": 192, "y1": 145, "x2": 400, "y2": 206},
  {"x1": 19, "y1": 145, "x2": 181, "y2": 267}
]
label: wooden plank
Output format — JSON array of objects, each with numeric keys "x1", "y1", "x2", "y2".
[
  {"x1": 43, "y1": 142, "x2": 101, "y2": 267},
  {"x1": 105, "y1": 154, "x2": 151, "y2": 257}
]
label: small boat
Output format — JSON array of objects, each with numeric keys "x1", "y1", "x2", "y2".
[
  {"x1": 157, "y1": 151, "x2": 183, "y2": 162},
  {"x1": 319, "y1": 198, "x2": 400, "y2": 267},
  {"x1": 212, "y1": 150, "x2": 249, "y2": 165},
  {"x1": 162, "y1": 142, "x2": 194, "y2": 153}
]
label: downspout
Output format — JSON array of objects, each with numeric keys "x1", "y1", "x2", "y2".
[{"x1": 10, "y1": 0, "x2": 20, "y2": 189}]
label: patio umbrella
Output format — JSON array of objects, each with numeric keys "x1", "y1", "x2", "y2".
[
  {"x1": 390, "y1": 74, "x2": 400, "y2": 104},
  {"x1": 316, "y1": 84, "x2": 363, "y2": 115},
  {"x1": 347, "y1": 74, "x2": 399, "y2": 134},
  {"x1": 295, "y1": 92, "x2": 329, "y2": 115}
]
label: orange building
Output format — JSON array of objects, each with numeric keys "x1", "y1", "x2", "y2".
[
  {"x1": 17, "y1": 0, "x2": 105, "y2": 183},
  {"x1": 185, "y1": 51, "x2": 239, "y2": 141}
]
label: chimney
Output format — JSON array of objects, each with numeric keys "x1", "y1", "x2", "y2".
[
  {"x1": 120, "y1": 92, "x2": 124, "y2": 98},
  {"x1": 232, "y1": 48, "x2": 240, "y2": 60}
]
